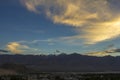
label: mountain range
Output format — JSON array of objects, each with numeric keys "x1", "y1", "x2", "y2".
[{"x1": 0, "y1": 53, "x2": 120, "y2": 72}]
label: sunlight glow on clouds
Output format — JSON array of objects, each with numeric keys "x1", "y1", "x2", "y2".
[
  {"x1": 86, "y1": 51, "x2": 109, "y2": 57},
  {"x1": 86, "y1": 45, "x2": 120, "y2": 57},
  {"x1": 82, "y1": 18, "x2": 120, "y2": 44},
  {"x1": 6, "y1": 42, "x2": 41, "y2": 54},
  {"x1": 6, "y1": 42, "x2": 29, "y2": 54},
  {"x1": 21, "y1": 0, "x2": 120, "y2": 44}
]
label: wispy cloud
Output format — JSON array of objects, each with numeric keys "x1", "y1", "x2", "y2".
[
  {"x1": 21, "y1": 0, "x2": 120, "y2": 44},
  {"x1": 82, "y1": 18, "x2": 120, "y2": 44},
  {"x1": 0, "y1": 50, "x2": 9, "y2": 53},
  {"x1": 6, "y1": 42, "x2": 41, "y2": 54},
  {"x1": 17, "y1": 37, "x2": 82, "y2": 46},
  {"x1": 105, "y1": 48, "x2": 120, "y2": 53},
  {"x1": 86, "y1": 45, "x2": 120, "y2": 57},
  {"x1": 86, "y1": 51, "x2": 109, "y2": 57},
  {"x1": 17, "y1": 39, "x2": 56, "y2": 45}
]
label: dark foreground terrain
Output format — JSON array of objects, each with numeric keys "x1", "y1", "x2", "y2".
[
  {"x1": 1, "y1": 54, "x2": 120, "y2": 72},
  {"x1": 1, "y1": 54, "x2": 120, "y2": 80},
  {"x1": 1, "y1": 72, "x2": 120, "y2": 80}
]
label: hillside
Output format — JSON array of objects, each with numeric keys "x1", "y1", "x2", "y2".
[{"x1": 0, "y1": 69, "x2": 17, "y2": 75}]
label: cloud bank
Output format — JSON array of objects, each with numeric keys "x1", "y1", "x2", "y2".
[{"x1": 21, "y1": 0, "x2": 120, "y2": 44}]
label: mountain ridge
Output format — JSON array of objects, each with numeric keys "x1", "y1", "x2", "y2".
[{"x1": 0, "y1": 53, "x2": 120, "y2": 72}]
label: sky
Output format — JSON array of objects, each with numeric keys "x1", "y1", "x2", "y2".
[{"x1": 0, "y1": 0, "x2": 120, "y2": 56}]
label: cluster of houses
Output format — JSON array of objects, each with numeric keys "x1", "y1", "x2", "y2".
[
  {"x1": 0, "y1": 72, "x2": 120, "y2": 80},
  {"x1": 0, "y1": 72, "x2": 84, "y2": 80}
]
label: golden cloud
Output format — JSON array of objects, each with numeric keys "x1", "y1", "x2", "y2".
[
  {"x1": 21, "y1": 0, "x2": 120, "y2": 44},
  {"x1": 86, "y1": 51, "x2": 109, "y2": 57},
  {"x1": 82, "y1": 18, "x2": 120, "y2": 44},
  {"x1": 85, "y1": 45, "x2": 120, "y2": 57},
  {"x1": 6, "y1": 42, "x2": 29, "y2": 54}
]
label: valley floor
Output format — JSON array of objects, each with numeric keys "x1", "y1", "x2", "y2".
[{"x1": 0, "y1": 72, "x2": 120, "y2": 80}]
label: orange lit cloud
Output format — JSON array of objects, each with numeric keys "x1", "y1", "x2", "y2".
[
  {"x1": 86, "y1": 51, "x2": 109, "y2": 57},
  {"x1": 21, "y1": 0, "x2": 120, "y2": 44},
  {"x1": 81, "y1": 18, "x2": 120, "y2": 44},
  {"x1": 6, "y1": 42, "x2": 29, "y2": 54},
  {"x1": 86, "y1": 45, "x2": 120, "y2": 57}
]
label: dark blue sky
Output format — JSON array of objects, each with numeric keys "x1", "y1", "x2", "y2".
[{"x1": 0, "y1": 0, "x2": 120, "y2": 56}]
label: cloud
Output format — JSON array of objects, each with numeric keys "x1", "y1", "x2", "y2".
[
  {"x1": 6, "y1": 41, "x2": 42, "y2": 55},
  {"x1": 18, "y1": 39, "x2": 56, "y2": 45},
  {"x1": 17, "y1": 38, "x2": 80, "y2": 46},
  {"x1": 6, "y1": 42, "x2": 29, "y2": 54},
  {"x1": 105, "y1": 48, "x2": 120, "y2": 53},
  {"x1": 86, "y1": 51, "x2": 109, "y2": 57},
  {"x1": 86, "y1": 44, "x2": 120, "y2": 57},
  {"x1": 81, "y1": 18, "x2": 120, "y2": 44},
  {"x1": 21, "y1": 0, "x2": 111, "y2": 27},
  {"x1": 0, "y1": 50, "x2": 9, "y2": 53},
  {"x1": 21, "y1": 0, "x2": 120, "y2": 44},
  {"x1": 87, "y1": 48, "x2": 120, "y2": 57}
]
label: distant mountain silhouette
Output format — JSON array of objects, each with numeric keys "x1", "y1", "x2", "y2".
[{"x1": 0, "y1": 53, "x2": 120, "y2": 72}]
